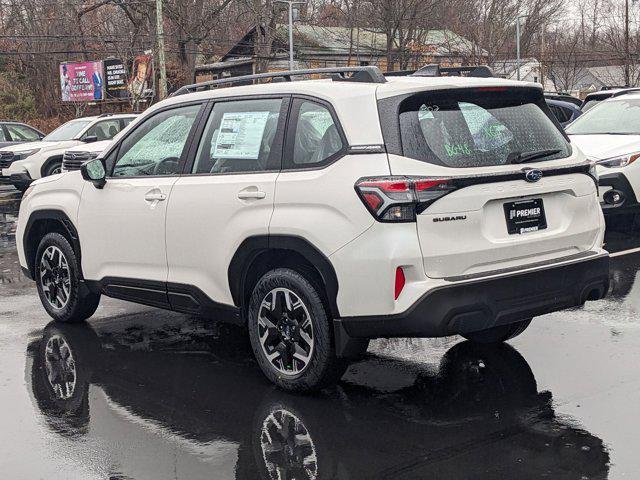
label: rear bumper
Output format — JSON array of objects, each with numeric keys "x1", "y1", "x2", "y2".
[{"x1": 337, "y1": 253, "x2": 609, "y2": 339}]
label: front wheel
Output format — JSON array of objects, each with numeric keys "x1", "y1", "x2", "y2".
[
  {"x1": 462, "y1": 319, "x2": 532, "y2": 344},
  {"x1": 247, "y1": 268, "x2": 347, "y2": 391},
  {"x1": 35, "y1": 233, "x2": 101, "y2": 323},
  {"x1": 43, "y1": 160, "x2": 62, "y2": 177}
]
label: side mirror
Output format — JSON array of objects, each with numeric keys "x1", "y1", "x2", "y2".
[
  {"x1": 83, "y1": 135, "x2": 98, "y2": 143},
  {"x1": 81, "y1": 158, "x2": 106, "y2": 189}
]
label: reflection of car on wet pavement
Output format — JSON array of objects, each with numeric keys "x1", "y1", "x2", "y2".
[{"x1": 27, "y1": 318, "x2": 610, "y2": 479}]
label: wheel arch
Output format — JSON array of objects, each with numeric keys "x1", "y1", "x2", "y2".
[
  {"x1": 40, "y1": 155, "x2": 64, "y2": 178},
  {"x1": 228, "y1": 235, "x2": 340, "y2": 319},
  {"x1": 23, "y1": 209, "x2": 82, "y2": 280}
]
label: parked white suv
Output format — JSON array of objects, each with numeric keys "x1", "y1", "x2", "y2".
[
  {"x1": 567, "y1": 92, "x2": 640, "y2": 213},
  {"x1": 16, "y1": 67, "x2": 609, "y2": 390},
  {"x1": 61, "y1": 118, "x2": 138, "y2": 172},
  {"x1": 0, "y1": 113, "x2": 136, "y2": 191}
]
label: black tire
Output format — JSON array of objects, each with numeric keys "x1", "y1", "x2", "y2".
[
  {"x1": 462, "y1": 319, "x2": 532, "y2": 344},
  {"x1": 247, "y1": 268, "x2": 347, "y2": 392},
  {"x1": 43, "y1": 159, "x2": 62, "y2": 177},
  {"x1": 35, "y1": 232, "x2": 100, "y2": 323},
  {"x1": 15, "y1": 184, "x2": 29, "y2": 193}
]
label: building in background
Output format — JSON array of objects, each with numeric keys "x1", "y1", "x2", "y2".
[
  {"x1": 492, "y1": 58, "x2": 555, "y2": 91},
  {"x1": 195, "y1": 25, "x2": 487, "y2": 82}
]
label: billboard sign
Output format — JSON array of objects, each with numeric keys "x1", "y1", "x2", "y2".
[
  {"x1": 104, "y1": 58, "x2": 128, "y2": 100},
  {"x1": 128, "y1": 55, "x2": 153, "y2": 99},
  {"x1": 59, "y1": 61, "x2": 104, "y2": 102}
]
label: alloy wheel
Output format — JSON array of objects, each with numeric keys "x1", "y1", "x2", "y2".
[
  {"x1": 257, "y1": 288, "x2": 314, "y2": 376},
  {"x1": 39, "y1": 245, "x2": 71, "y2": 309},
  {"x1": 44, "y1": 334, "x2": 77, "y2": 400},
  {"x1": 260, "y1": 408, "x2": 318, "y2": 480}
]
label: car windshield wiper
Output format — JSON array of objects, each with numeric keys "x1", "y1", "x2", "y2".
[{"x1": 508, "y1": 149, "x2": 562, "y2": 164}]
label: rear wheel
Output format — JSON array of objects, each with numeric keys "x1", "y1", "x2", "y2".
[
  {"x1": 247, "y1": 268, "x2": 346, "y2": 391},
  {"x1": 462, "y1": 319, "x2": 531, "y2": 344},
  {"x1": 35, "y1": 232, "x2": 101, "y2": 323}
]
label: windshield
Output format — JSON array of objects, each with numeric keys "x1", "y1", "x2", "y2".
[
  {"x1": 567, "y1": 98, "x2": 640, "y2": 135},
  {"x1": 581, "y1": 99, "x2": 603, "y2": 112},
  {"x1": 397, "y1": 88, "x2": 570, "y2": 168},
  {"x1": 43, "y1": 120, "x2": 92, "y2": 141}
]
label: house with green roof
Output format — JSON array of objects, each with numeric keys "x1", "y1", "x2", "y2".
[{"x1": 195, "y1": 25, "x2": 487, "y2": 82}]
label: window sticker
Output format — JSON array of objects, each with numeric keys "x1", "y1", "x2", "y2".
[{"x1": 213, "y1": 111, "x2": 270, "y2": 159}]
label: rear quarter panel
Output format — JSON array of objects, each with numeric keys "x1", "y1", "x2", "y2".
[{"x1": 270, "y1": 153, "x2": 390, "y2": 257}]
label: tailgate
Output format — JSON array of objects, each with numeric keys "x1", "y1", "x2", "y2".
[{"x1": 414, "y1": 172, "x2": 601, "y2": 279}]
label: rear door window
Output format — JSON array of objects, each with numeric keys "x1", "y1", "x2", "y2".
[
  {"x1": 83, "y1": 119, "x2": 122, "y2": 141},
  {"x1": 191, "y1": 98, "x2": 284, "y2": 174},
  {"x1": 397, "y1": 89, "x2": 571, "y2": 168}
]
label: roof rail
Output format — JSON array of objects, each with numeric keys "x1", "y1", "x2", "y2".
[
  {"x1": 173, "y1": 66, "x2": 387, "y2": 96},
  {"x1": 97, "y1": 113, "x2": 115, "y2": 118},
  {"x1": 384, "y1": 64, "x2": 495, "y2": 79}
]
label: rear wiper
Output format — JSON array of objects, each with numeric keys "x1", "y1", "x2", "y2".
[{"x1": 508, "y1": 149, "x2": 562, "y2": 164}]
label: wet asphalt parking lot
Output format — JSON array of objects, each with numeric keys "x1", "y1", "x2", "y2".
[{"x1": 1, "y1": 184, "x2": 640, "y2": 479}]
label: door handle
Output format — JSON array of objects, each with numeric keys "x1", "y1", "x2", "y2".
[
  {"x1": 144, "y1": 192, "x2": 167, "y2": 202},
  {"x1": 238, "y1": 188, "x2": 266, "y2": 200}
]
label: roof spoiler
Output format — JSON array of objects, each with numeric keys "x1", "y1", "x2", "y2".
[{"x1": 384, "y1": 64, "x2": 495, "y2": 78}]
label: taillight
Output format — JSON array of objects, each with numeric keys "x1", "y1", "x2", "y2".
[{"x1": 355, "y1": 176, "x2": 456, "y2": 222}]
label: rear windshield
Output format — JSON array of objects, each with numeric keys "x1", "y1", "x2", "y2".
[{"x1": 397, "y1": 89, "x2": 571, "y2": 168}]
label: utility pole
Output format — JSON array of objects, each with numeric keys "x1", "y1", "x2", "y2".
[
  {"x1": 156, "y1": 0, "x2": 168, "y2": 99},
  {"x1": 540, "y1": 27, "x2": 545, "y2": 88},
  {"x1": 516, "y1": 15, "x2": 528, "y2": 81},
  {"x1": 275, "y1": 0, "x2": 306, "y2": 71},
  {"x1": 625, "y1": 0, "x2": 630, "y2": 86}
]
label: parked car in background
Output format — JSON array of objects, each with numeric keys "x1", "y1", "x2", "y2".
[
  {"x1": 567, "y1": 92, "x2": 640, "y2": 213},
  {"x1": 61, "y1": 140, "x2": 111, "y2": 172},
  {"x1": 0, "y1": 113, "x2": 136, "y2": 191},
  {"x1": 544, "y1": 92, "x2": 582, "y2": 107},
  {"x1": 580, "y1": 87, "x2": 640, "y2": 112},
  {"x1": 0, "y1": 121, "x2": 44, "y2": 149},
  {"x1": 61, "y1": 115, "x2": 138, "y2": 172},
  {"x1": 545, "y1": 98, "x2": 582, "y2": 127},
  {"x1": 16, "y1": 66, "x2": 609, "y2": 391}
]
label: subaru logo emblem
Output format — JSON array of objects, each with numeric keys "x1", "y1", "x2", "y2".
[{"x1": 525, "y1": 169, "x2": 543, "y2": 183}]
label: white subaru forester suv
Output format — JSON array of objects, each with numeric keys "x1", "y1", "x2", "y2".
[
  {"x1": 16, "y1": 66, "x2": 609, "y2": 391},
  {"x1": 0, "y1": 113, "x2": 136, "y2": 191}
]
